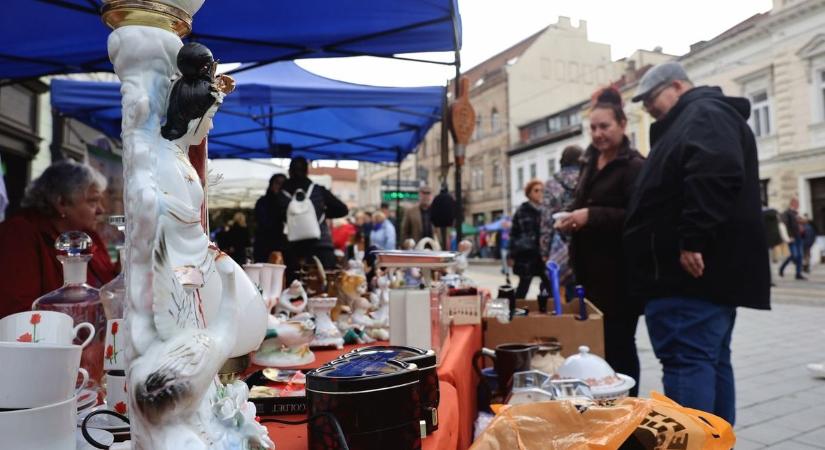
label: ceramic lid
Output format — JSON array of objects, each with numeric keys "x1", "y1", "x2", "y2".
[
  {"x1": 340, "y1": 345, "x2": 437, "y2": 371},
  {"x1": 556, "y1": 346, "x2": 635, "y2": 396}
]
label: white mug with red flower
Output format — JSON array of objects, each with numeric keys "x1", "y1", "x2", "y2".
[
  {"x1": 103, "y1": 319, "x2": 128, "y2": 371},
  {"x1": 105, "y1": 372, "x2": 128, "y2": 417},
  {"x1": 0, "y1": 310, "x2": 94, "y2": 348}
]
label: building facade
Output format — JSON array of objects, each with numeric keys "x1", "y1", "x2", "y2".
[
  {"x1": 507, "y1": 52, "x2": 672, "y2": 207},
  {"x1": 359, "y1": 16, "x2": 622, "y2": 225},
  {"x1": 680, "y1": 0, "x2": 825, "y2": 231}
]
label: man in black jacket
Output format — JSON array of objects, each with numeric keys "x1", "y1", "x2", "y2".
[
  {"x1": 276, "y1": 157, "x2": 349, "y2": 281},
  {"x1": 624, "y1": 62, "x2": 770, "y2": 425}
]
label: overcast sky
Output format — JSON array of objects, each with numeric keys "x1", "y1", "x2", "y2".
[{"x1": 299, "y1": 0, "x2": 773, "y2": 87}]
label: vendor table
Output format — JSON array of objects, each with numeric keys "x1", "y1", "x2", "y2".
[{"x1": 258, "y1": 324, "x2": 482, "y2": 450}]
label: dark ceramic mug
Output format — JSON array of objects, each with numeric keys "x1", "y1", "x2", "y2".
[{"x1": 473, "y1": 343, "x2": 537, "y2": 398}]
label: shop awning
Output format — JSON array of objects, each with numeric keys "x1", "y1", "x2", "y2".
[
  {"x1": 1, "y1": 0, "x2": 461, "y2": 80},
  {"x1": 51, "y1": 61, "x2": 444, "y2": 162}
]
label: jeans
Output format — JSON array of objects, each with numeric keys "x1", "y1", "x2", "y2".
[
  {"x1": 780, "y1": 239, "x2": 803, "y2": 277},
  {"x1": 500, "y1": 248, "x2": 510, "y2": 275},
  {"x1": 645, "y1": 297, "x2": 737, "y2": 425}
]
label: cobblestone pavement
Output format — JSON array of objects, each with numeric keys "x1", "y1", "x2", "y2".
[{"x1": 465, "y1": 261, "x2": 825, "y2": 449}]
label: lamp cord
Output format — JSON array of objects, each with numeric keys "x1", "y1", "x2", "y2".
[
  {"x1": 79, "y1": 406, "x2": 349, "y2": 450},
  {"x1": 261, "y1": 412, "x2": 350, "y2": 450}
]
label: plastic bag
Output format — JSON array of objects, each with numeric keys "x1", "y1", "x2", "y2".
[{"x1": 472, "y1": 392, "x2": 735, "y2": 450}]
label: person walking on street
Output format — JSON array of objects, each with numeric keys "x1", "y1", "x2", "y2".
[
  {"x1": 624, "y1": 62, "x2": 771, "y2": 424},
  {"x1": 801, "y1": 215, "x2": 817, "y2": 273},
  {"x1": 779, "y1": 197, "x2": 806, "y2": 280},
  {"x1": 508, "y1": 180, "x2": 551, "y2": 300},
  {"x1": 400, "y1": 185, "x2": 434, "y2": 243},
  {"x1": 540, "y1": 145, "x2": 583, "y2": 302},
  {"x1": 276, "y1": 157, "x2": 349, "y2": 280},
  {"x1": 253, "y1": 173, "x2": 287, "y2": 263},
  {"x1": 500, "y1": 219, "x2": 511, "y2": 275},
  {"x1": 369, "y1": 211, "x2": 396, "y2": 250},
  {"x1": 555, "y1": 88, "x2": 645, "y2": 395},
  {"x1": 224, "y1": 211, "x2": 251, "y2": 265}
]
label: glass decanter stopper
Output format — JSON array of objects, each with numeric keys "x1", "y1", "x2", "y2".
[
  {"x1": 32, "y1": 231, "x2": 107, "y2": 390},
  {"x1": 100, "y1": 216, "x2": 126, "y2": 320}
]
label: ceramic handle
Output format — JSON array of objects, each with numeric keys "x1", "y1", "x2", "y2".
[
  {"x1": 73, "y1": 322, "x2": 95, "y2": 348},
  {"x1": 75, "y1": 367, "x2": 89, "y2": 394},
  {"x1": 473, "y1": 348, "x2": 497, "y2": 397}
]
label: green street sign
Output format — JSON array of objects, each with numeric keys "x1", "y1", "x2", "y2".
[{"x1": 382, "y1": 191, "x2": 419, "y2": 202}]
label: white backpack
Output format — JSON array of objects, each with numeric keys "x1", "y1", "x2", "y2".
[{"x1": 283, "y1": 183, "x2": 324, "y2": 241}]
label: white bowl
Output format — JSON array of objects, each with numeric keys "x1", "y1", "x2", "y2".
[
  {"x1": 0, "y1": 395, "x2": 77, "y2": 450},
  {"x1": 0, "y1": 341, "x2": 83, "y2": 408}
]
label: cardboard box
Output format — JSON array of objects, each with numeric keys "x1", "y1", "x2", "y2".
[{"x1": 482, "y1": 299, "x2": 604, "y2": 358}]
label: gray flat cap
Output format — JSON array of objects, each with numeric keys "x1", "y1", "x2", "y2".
[{"x1": 631, "y1": 61, "x2": 690, "y2": 103}]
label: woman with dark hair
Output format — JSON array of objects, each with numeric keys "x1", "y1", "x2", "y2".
[
  {"x1": 508, "y1": 180, "x2": 551, "y2": 300},
  {"x1": 556, "y1": 87, "x2": 645, "y2": 395},
  {"x1": 0, "y1": 160, "x2": 117, "y2": 317}
]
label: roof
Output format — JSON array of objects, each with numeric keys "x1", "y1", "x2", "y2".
[
  {"x1": 0, "y1": 0, "x2": 462, "y2": 80},
  {"x1": 682, "y1": 13, "x2": 769, "y2": 58},
  {"x1": 309, "y1": 167, "x2": 358, "y2": 182},
  {"x1": 50, "y1": 62, "x2": 444, "y2": 163},
  {"x1": 460, "y1": 27, "x2": 546, "y2": 88}
]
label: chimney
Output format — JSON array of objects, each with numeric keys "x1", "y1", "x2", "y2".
[
  {"x1": 689, "y1": 40, "x2": 707, "y2": 53},
  {"x1": 557, "y1": 16, "x2": 571, "y2": 28},
  {"x1": 578, "y1": 19, "x2": 588, "y2": 34},
  {"x1": 625, "y1": 60, "x2": 638, "y2": 83}
]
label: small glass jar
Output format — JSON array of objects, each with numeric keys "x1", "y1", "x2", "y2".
[{"x1": 32, "y1": 231, "x2": 107, "y2": 390}]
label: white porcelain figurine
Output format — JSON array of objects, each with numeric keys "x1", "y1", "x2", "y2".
[{"x1": 107, "y1": 16, "x2": 271, "y2": 449}]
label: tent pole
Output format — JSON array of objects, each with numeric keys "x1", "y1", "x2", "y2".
[
  {"x1": 396, "y1": 148, "x2": 402, "y2": 241},
  {"x1": 440, "y1": 84, "x2": 449, "y2": 250},
  {"x1": 450, "y1": 0, "x2": 463, "y2": 246}
]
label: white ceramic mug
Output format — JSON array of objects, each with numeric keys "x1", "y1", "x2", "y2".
[
  {"x1": 105, "y1": 373, "x2": 128, "y2": 417},
  {"x1": 0, "y1": 341, "x2": 85, "y2": 408},
  {"x1": 0, "y1": 310, "x2": 95, "y2": 348},
  {"x1": 0, "y1": 395, "x2": 77, "y2": 450},
  {"x1": 103, "y1": 319, "x2": 127, "y2": 371},
  {"x1": 261, "y1": 263, "x2": 286, "y2": 310}
]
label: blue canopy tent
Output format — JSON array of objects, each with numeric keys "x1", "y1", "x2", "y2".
[
  {"x1": 51, "y1": 61, "x2": 444, "y2": 163},
  {"x1": 0, "y1": 0, "x2": 461, "y2": 81}
]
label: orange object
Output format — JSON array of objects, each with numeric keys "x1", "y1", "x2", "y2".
[
  {"x1": 437, "y1": 324, "x2": 482, "y2": 450},
  {"x1": 472, "y1": 392, "x2": 735, "y2": 450}
]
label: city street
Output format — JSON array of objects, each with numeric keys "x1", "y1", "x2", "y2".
[{"x1": 465, "y1": 260, "x2": 825, "y2": 449}]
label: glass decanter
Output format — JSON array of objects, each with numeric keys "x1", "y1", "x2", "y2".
[
  {"x1": 99, "y1": 216, "x2": 126, "y2": 320},
  {"x1": 32, "y1": 231, "x2": 107, "y2": 390}
]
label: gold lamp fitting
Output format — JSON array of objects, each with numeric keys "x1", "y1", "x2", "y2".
[{"x1": 102, "y1": 0, "x2": 194, "y2": 37}]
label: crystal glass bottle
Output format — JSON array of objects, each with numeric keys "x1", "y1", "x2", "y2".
[
  {"x1": 32, "y1": 231, "x2": 107, "y2": 390},
  {"x1": 99, "y1": 216, "x2": 126, "y2": 320}
]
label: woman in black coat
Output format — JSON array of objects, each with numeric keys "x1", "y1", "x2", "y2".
[
  {"x1": 556, "y1": 88, "x2": 645, "y2": 395},
  {"x1": 508, "y1": 180, "x2": 551, "y2": 300}
]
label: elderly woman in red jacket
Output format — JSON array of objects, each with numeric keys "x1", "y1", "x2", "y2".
[{"x1": 0, "y1": 160, "x2": 116, "y2": 318}]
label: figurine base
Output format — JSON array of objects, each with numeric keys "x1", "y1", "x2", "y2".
[
  {"x1": 310, "y1": 336, "x2": 345, "y2": 350},
  {"x1": 252, "y1": 342, "x2": 315, "y2": 368}
]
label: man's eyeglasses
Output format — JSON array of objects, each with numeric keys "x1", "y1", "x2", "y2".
[{"x1": 642, "y1": 82, "x2": 671, "y2": 108}]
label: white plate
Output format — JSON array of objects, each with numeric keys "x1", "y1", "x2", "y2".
[{"x1": 76, "y1": 428, "x2": 113, "y2": 450}]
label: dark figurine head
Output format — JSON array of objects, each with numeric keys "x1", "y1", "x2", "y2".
[{"x1": 162, "y1": 42, "x2": 221, "y2": 142}]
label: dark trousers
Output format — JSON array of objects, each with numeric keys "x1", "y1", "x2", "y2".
[
  {"x1": 603, "y1": 311, "x2": 641, "y2": 397},
  {"x1": 515, "y1": 271, "x2": 550, "y2": 300},
  {"x1": 284, "y1": 241, "x2": 336, "y2": 283},
  {"x1": 780, "y1": 239, "x2": 803, "y2": 277},
  {"x1": 645, "y1": 297, "x2": 737, "y2": 425}
]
